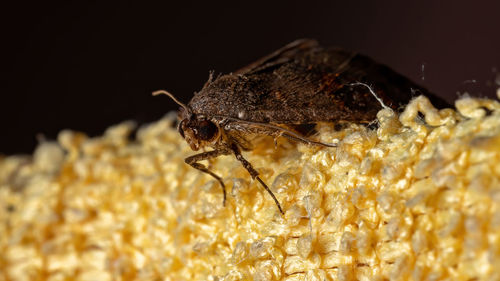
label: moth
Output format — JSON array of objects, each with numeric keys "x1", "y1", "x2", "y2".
[{"x1": 154, "y1": 39, "x2": 449, "y2": 214}]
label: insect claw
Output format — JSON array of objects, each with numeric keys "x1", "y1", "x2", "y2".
[
  {"x1": 256, "y1": 176, "x2": 284, "y2": 215},
  {"x1": 219, "y1": 181, "x2": 227, "y2": 207},
  {"x1": 213, "y1": 177, "x2": 227, "y2": 207}
]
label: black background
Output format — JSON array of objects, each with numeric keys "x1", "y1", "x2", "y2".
[{"x1": 1, "y1": 1, "x2": 499, "y2": 154}]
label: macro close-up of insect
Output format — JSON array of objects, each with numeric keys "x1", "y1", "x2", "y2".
[
  {"x1": 154, "y1": 39, "x2": 450, "y2": 214},
  {"x1": 3, "y1": 2, "x2": 500, "y2": 279}
]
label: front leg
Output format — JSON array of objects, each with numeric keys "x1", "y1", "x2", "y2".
[
  {"x1": 185, "y1": 148, "x2": 231, "y2": 206},
  {"x1": 230, "y1": 144, "x2": 284, "y2": 214}
]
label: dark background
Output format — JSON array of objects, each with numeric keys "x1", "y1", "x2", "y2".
[{"x1": 1, "y1": 1, "x2": 499, "y2": 154}]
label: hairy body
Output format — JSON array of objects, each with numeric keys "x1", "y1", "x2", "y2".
[{"x1": 154, "y1": 39, "x2": 449, "y2": 214}]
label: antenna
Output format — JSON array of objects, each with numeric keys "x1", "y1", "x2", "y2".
[{"x1": 152, "y1": 90, "x2": 190, "y2": 113}]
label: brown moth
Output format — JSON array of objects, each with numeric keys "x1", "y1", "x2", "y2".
[{"x1": 154, "y1": 39, "x2": 449, "y2": 214}]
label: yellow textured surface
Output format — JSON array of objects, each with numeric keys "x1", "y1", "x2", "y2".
[{"x1": 1, "y1": 95, "x2": 500, "y2": 280}]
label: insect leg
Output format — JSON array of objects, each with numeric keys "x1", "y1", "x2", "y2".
[
  {"x1": 230, "y1": 144, "x2": 284, "y2": 214},
  {"x1": 221, "y1": 117, "x2": 338, "y2": 147},
  {"x1": 185, "y1": 149, "x2": 230, "y2": 206},
  {"x1": 280, "y1": 132, "x2": 337, "y2": 147}
]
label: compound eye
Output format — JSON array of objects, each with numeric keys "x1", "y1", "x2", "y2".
[{"x1": 197, "y1": 120, "x2": 218, "y2": 141}]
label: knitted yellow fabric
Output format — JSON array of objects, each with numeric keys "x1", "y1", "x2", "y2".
[{"x1": 1, "y1": 95, "x2": 500, "y2": 281}]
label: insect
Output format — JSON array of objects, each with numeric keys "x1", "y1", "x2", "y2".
[{"x1": 154, "y1": 39, "x2": 449, "y2": 214}]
